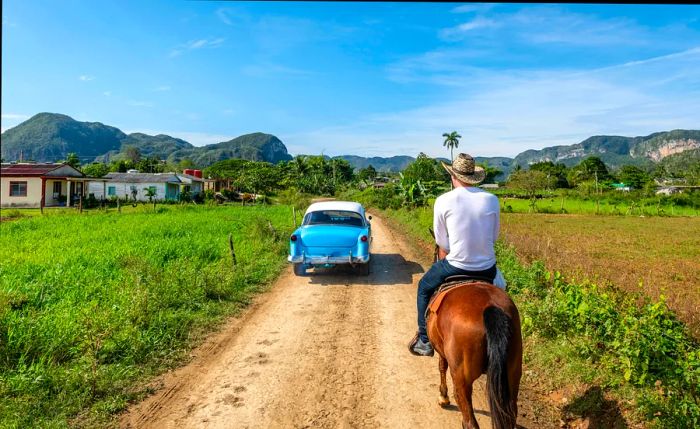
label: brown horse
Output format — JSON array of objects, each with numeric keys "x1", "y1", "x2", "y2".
[{"x1": 425, "y1": 231, "x2": 522, "y2": 429}]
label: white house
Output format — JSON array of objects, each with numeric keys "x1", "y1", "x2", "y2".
[
  {"x1": 88, "y1": 171, "x2": 204, "y2": 202},
  {"x1": 1, "y1": 163, "x2": 103, "y2": 208}
]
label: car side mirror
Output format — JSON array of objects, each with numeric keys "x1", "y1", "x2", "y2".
[{"x1": 368, "y1": 215, "x2": 372, "y2": 221}]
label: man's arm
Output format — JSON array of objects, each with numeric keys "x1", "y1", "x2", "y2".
[
  {"x1": 493, "y1": 198, "x2": 500, "y2": 243},
  {"x1": 433, "y1": 199, "x2": 450, "y2": 256}
]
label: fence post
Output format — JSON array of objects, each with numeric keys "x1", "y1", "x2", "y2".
[{"x1": 228, "y1": 233, "x2": 237, "y2": 268}]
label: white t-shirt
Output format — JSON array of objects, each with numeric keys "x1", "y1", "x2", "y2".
[{"x1": 433, "y1": 186, "x2": 499, "y2": 271}]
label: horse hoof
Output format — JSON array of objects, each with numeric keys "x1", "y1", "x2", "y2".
[{"x1": 438, "y1": 396, "x2": 450, "y2": 407}]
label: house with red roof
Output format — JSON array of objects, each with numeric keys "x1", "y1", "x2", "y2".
[{"x1": 1, "y1": 163, "x2": 93, "y2": 208}]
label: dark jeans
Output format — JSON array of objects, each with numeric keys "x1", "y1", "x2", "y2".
[{"x1": 417, "y1": 259, "x2": 496, "y2": 343}]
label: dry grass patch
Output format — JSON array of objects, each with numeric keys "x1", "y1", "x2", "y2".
[{"x1": 501, "y1": 213, "x2": 700, "y2": 336}]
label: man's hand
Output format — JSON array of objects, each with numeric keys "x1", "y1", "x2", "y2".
[{"x1": 437, "y1": 246, "x2": 449, "y2": 260}]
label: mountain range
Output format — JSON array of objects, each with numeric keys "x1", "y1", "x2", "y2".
[
  {"x1": 2, "y1": 113, "x2": 699, "y2": 176},
  {"x1": 1, "y1": 113, "x2": 293, "y2": 166}
]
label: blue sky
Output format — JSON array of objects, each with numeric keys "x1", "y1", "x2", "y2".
[{"x1": 2, "y1": 2, "x2": 699, "y2": 158}]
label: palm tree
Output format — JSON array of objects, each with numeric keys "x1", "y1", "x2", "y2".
[
  {"x1": 442, "y1": 131, "x2": 462, "y2": 162},
  {"x1": 143, "y1": 187, "x2": 158, "y2": 209},
  {"x1": 292, "y1": 156, "x2": 308, "y2": 177}
]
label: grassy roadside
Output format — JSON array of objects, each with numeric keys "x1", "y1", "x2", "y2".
[
  {"x1": 381, "y1": 207, "x2": 699, "y2": 428},
  {"x1": 0, "y1": 205, "x2": 294, "y2": 428}
]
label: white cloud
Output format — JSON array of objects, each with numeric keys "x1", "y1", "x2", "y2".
[
  {"x1": 451, "y1": 4, "x2": 495, "y2": 14},
  {"x1": 1, "y1": 113, "x2": 30, "y2": 120},
  {"x1": 79, "y1": 75, "x2": 95, "y2": 81},
  {"x1": 217, "y1": 8, "x2": 233, "y2": 25},
  {"x1": 618, "y1": 46, "x2": 700, "y2": 68},
  {"x1": 438, "y1": 6, "x2": 668, "y2": 48},
  {"x1": 153, "y1": 85, "x2": 171, "y2": 92},
  {"x1": 440, "y1": 18, "x2": 499, "y2": 40},
  {"x1": 1, "y1": 114, "x2": 30, "y2": 133},
  {"x1": 2, "y1": 15, "x2": 18, "y2": 27},
  {"x1": 169, "y1": 37, "x2": 225, "y2": 57},
  {"x1": 286, "y1": 48, "x2": 700, "y2": 158}
]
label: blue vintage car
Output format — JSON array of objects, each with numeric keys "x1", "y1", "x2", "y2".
[{"x1": 288, "y1": 201, "x2": 372, "y2": 276}]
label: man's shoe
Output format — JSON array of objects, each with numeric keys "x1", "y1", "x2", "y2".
[{"x1": 408, "y1": 334, "x2": 434, "y2": 357}]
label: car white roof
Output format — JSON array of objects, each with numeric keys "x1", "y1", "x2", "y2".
[{"x1": 304, "y1": 201, "x2": 365, "y2": 215}]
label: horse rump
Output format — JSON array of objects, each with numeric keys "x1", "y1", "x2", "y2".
[{"x1": 483, "y1": 306, "x2": 516, "y2": 429}]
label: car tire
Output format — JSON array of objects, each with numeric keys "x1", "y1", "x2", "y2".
[
  {"x1": 293, "y1": 263, "x2": 306, "y2": 276},
  {"x1": 358, "y1": 262, "x2": 370, "y2": 276}
]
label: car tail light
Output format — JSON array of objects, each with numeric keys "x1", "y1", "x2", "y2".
[
  {"x1": 290, "y1": 234, "x2": 297, "y2": 242},
  {"x1": 360, "y1": 235, "x2": 368, "y2": 242}
]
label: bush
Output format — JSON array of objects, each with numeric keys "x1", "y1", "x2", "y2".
[
  {"x1": 276, "y1": 187, "x2": 311, "y2": 210},
  {"x1": 203, "y1": 189, "x2": 215, "y2": 201}
]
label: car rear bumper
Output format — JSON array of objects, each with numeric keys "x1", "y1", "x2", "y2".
[{"x1": 288, "y1": 254, "x2": 370, "y2": 265}]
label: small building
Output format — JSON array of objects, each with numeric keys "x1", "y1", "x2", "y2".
[
  {"x1": 204, "y1": 178, "x2": 234, "y2": 192},
  {"x1": 611, "y1": 183, "x2": 631, "y2": 192},
  {"x1": 656, "y1": 186, "x2": 680, "y2": 196},
  {"x1": 178, "y1": 173, "x2": 204, "y2": 196},
  {"x1": 480, "y1": 183, "x2": 499, "y2": 190},
  {"x1": 1, "y1": 163, "x2": 99, "y2": 208},
  {"x1": 88, "y1": 171, "x2": 204, "y2": 202}
]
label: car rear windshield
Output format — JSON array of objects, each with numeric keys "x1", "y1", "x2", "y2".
[{"x1": 303, "y1": 210, "x2": 365, "y2": 227}]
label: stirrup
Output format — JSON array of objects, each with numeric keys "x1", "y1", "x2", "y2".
[{"x1": 407, "y1": 332, "x2": 420, "y2": 352}]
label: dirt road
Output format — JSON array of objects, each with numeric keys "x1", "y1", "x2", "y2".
[{"x1": 122, "y1": 214, "x2": 498, "y2": 428}]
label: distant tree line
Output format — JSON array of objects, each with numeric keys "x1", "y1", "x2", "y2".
[{"x1": 62, "y1": 142, "x2": 698, "y2": 210}]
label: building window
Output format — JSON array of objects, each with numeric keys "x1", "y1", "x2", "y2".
[
  {"x1": 108, "y1": 186, "x2": 116, "y2": 196},
  {"x1": 9, "y1": 181, "x2": 28, "y2": 197},
  {"x1": 53, "y1": 181, "x2": 61, "y2": 197}
]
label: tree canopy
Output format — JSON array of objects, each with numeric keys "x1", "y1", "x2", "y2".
[{"x1": 403, "y1": 153, "x2": 449, "y2": 183}]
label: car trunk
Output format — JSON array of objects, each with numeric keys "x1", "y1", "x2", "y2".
[{"x1": 300, "y1": 226, "x2": 360, "y2": 248}]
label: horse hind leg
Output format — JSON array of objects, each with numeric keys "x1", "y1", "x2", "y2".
[
  {"x1": 438, "y1": 354, "x2": 450, "y2": 407},
  {"x1": 451, "y1": 368, "x2": 480, "y2": 429}
]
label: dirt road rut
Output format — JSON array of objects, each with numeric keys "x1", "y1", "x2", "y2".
[{"x1": 122, "y1": 214, "x2": 496, "y2": 428}]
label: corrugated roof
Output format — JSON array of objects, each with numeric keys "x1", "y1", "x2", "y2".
[
  {"x1": 104, "y1": 172, "x2": 182, "y2": 183},
  {"x1": 1, "y1": 163, "x2": 64, "y2": 176},
  {"x1": 177, "y1": 173, "x2": 204, "y2": 183}
]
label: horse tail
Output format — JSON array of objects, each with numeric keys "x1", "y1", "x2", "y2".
[{"x1": 483, "y1": 306, "x2": 516, "y2": 429}]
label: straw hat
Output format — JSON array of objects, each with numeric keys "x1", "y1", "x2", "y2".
[{"x1": 441, "y1": 153, "x2": 486, "y2": 185}]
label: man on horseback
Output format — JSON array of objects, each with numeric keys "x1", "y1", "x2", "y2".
[{"x1": 410, "y1": 153, "x2": 500, "y2": 356}]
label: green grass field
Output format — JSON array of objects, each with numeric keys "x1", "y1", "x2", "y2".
[
  {"x1": 498, "y1": 194, "x2": 699, "y2": 217},
  {"x1": 0, "y1": 204, "x2": 294, "y2": 428}
]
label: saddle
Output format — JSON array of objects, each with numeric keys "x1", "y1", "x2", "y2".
[{"x1": 426, "y1": 275, "x2": 493, "y2": 319}]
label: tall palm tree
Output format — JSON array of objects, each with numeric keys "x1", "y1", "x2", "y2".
[{"x1": 442, "y1": 131, "x2": 462, "y2": 162}]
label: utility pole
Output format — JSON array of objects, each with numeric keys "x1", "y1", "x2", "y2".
[{"x1": 595, "y1": 170, "x2": 599, "y2": 194}]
